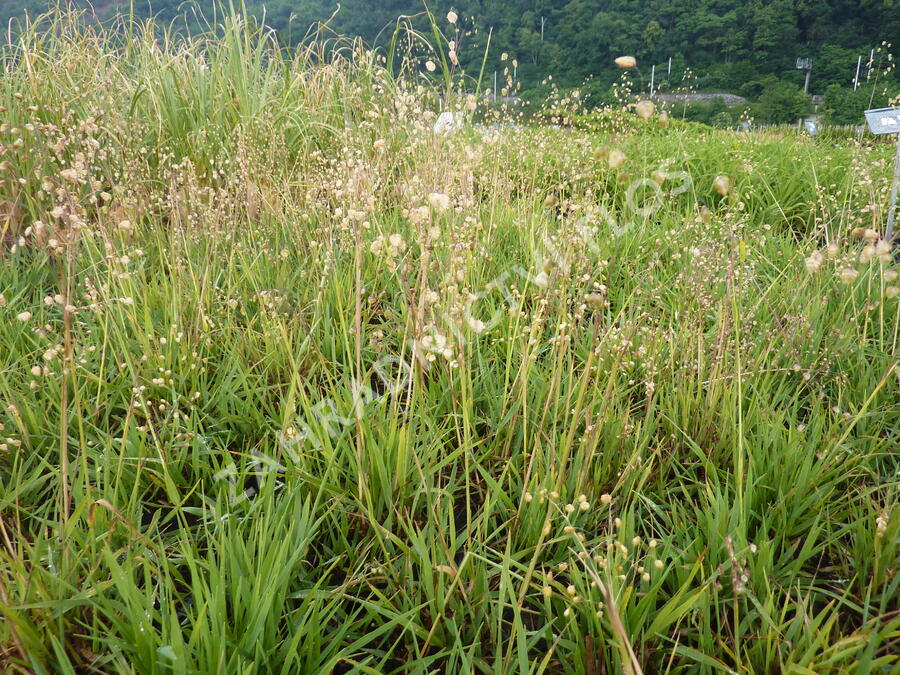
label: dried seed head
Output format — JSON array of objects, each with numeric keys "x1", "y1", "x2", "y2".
[
  {"x1": 635, "y1": 100, "x2": 655, "y2": 120},
  {"x1": 428, "y1": 192, "x2": 451, "y2": 213},
  {"x1": 713, "y1": 175, "x2": 730, "y2": 196},
  {"x1": 658, "y1": 110, "x2": 670, "y2": 129},
  {"x1": 805, "y1": 250, "x2": 824, "y2": 273},
  {"x1": 608, "y1": 149, "x2": 626, "y2": 169},
  {"x1": 839, "y1": 268, "x2": 859, "y2": 284}
]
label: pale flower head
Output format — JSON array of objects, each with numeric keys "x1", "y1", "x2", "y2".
[
  {"x1": 839, "y1": 267, "x2": 859, "y2": 284},
  {"x1": 804, "y1": 250, "x2": 824, "y2": 274},
  {"x1": 713, "y1": 175, "x2": 730, "y2": 196},
  {"x1": 388, "y1": 233, "x2": 406, "y2": 252},
  {"x1": 425, "y1": 60, "x2": 436, "y2": 72},
  {"x1": 608, "y1": 149, "x2": 626, "y2": 169},
  {"x1": 447, "y1": 10, "x2": 458, "y2": 24},
  {"x1": 658, "y1": 110, "x2": 670, "y2": 128},
  {"x1": 614, "y1": 56, "x2": 637, "y2": 69},
  {"x1": 428, "y1": 192, "x2": 452, "y2": 213},
  {"x1": 635, "y1": 100, "x2": 655, "y2": 120},
  {"x1": 408, "y1": 205, "x2": 431, "y2": 225},
  {"x1": 60, "y1": 168, "x2": 79, "y2": 184}
]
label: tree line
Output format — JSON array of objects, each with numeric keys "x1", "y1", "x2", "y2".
[{"x1": 3, "y1": 0, "x2": 898, "y2": 124}]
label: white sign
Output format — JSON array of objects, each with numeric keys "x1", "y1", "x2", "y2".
[
  {"x1": 865, "y1": 107, "x2": 900, "y2": 240},
  {"x1": 864, "y1": 107, "x2": 900, "y2": 135}
]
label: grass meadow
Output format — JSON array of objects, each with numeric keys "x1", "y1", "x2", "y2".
[{"x1": 0, "y1": 8, "x2": 898, "y2": 673}]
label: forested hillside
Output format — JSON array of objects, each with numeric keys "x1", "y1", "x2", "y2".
[{"x1": 3, "y1": 0, "x2": 899, "y2": 121}]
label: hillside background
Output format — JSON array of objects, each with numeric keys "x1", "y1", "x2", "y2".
[{"x1": 3, "y1": 0, "x2": 899, "y2": 124}]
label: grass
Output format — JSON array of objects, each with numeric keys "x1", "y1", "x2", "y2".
[{"x1": 0, "y1": 8, "x2": 898, "y2": 673}]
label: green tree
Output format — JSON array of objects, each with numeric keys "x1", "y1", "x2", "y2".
[
  {"x1": 821, "y1": 83, "x2": 895, "y2": 124},
  {"x1": 756, "y1": 79, "x2": 812, "y2": 122},
  {"x1": 642, "y1": 20, "x2": 664, "y2": 61},
  {"x1": 752, "y1": 0, "x2": 798, "y2": 66}
]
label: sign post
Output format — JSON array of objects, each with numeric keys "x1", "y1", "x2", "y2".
[{"x1": 865, "y1": 107, "x2": 900, "y2": 241}]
